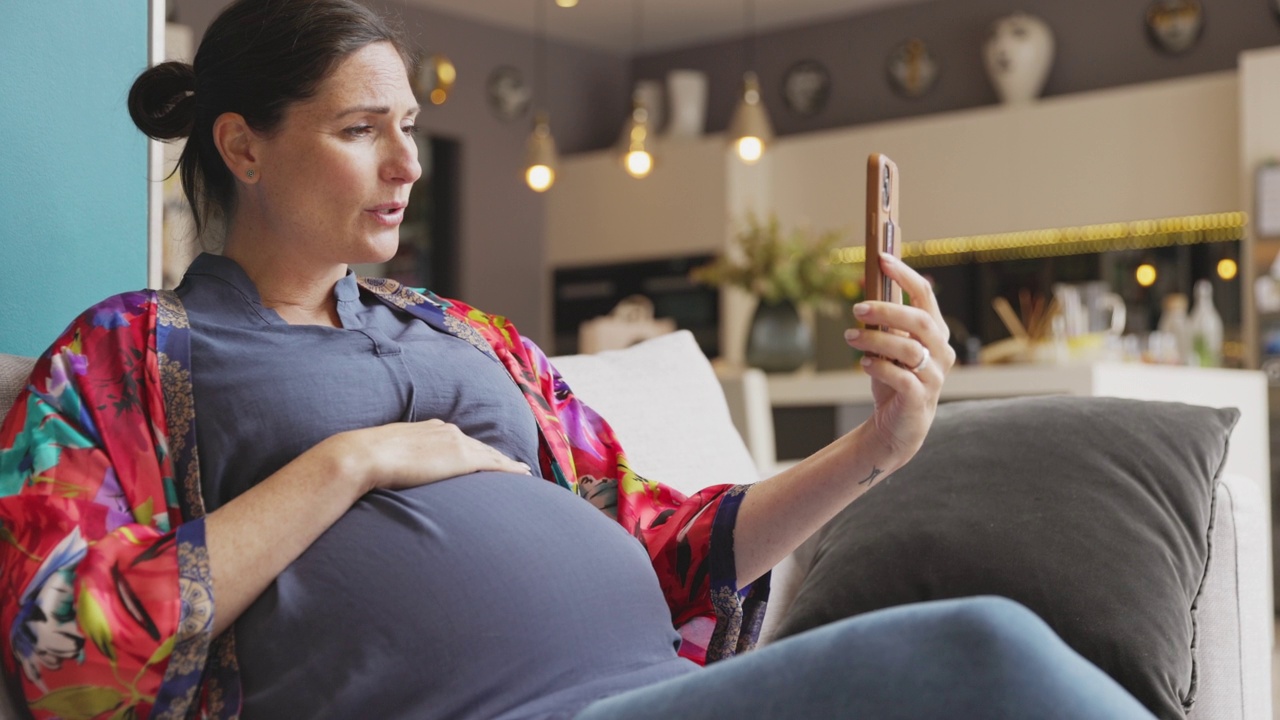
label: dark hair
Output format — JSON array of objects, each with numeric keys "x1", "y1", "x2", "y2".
[{"x1": 128, "y1": 0, "x2": 411, "y2": 236}]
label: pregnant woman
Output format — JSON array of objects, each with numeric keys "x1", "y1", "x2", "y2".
[{"x1": 0, "y1": 1, "x2": 1153, "y2": 718}]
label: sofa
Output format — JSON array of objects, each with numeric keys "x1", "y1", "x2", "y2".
[{"x1": 0, "y1": 332, "x2": 1272, "y2": 719}]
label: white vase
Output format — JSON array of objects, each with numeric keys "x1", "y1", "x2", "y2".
[
  {"x1": 983, "y1": 13, "x2": 1055, "y2": 105},
  {"x1": 665, "y1": 69, "x2": 708, "y2": 138}
]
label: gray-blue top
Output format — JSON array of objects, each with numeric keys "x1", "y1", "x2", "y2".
[{"x1": 178, "y1": 254, "x2": 696, "y2": 720}]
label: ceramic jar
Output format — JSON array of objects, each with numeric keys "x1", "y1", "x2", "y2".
[
  {"x1": 746, "y1": 299, "x2": 813, "y2": 373},
  {"x1": 665, "y1": 70, "x2": 708, "y2": 138},
  {"x1": 983, "y1": 13, "x2": 1055, "y2": 104}
]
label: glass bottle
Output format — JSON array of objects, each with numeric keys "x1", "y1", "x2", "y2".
[
  {"x1": 1156, "y1": 293, "x2": 1191, "y2": 365},
  {"x1": 1188, "y1": 280, "x2": 1223, "y2": 367}
]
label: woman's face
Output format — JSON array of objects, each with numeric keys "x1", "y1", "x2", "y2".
[{"x1": 252, "y1": 41, "x2": 422, "y2": 266}]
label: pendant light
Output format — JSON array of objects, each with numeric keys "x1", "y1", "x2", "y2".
[
  {"x1": 526, "y1": 111, "x2": 557, "y2": 192},
  {"x1": 619, "y1": 104, "x2": 654, "y2": 178},
  {"x1": 728, "y1": 0, "x2": 773, "y2": 164},
  {"x1": 618, "y1": 0, "x2": 654, "y2": 179},
  {"x1": 525, "y1": 0, "x2": 558, "y2": 192}
]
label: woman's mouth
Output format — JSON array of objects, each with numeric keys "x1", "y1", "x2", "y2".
[{"x1": 366, "y1": 204, "x2": 406, "y2": 227}]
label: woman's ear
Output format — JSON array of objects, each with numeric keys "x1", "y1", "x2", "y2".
[{"x1": 212, "y1": 112, "x2": 261, "y2": 184}]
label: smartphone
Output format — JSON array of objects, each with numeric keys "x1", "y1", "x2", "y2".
[{"x1": 865, "y1": 153, "x2": 902, "y2": 309}]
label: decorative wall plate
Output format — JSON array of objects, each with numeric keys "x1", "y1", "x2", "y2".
[
  {"x1": 781, "y1": 60, "x2": 831, "y2": 117},
  {"x1": 887, "y1": 38, "x2": 938, "y2": 99},
  {"x1": 486, "y1": 66, "x2": 531, "y2": 122},
  {"x1": 1145, "y1": 0, "x2": 1204, "y2": 55}
]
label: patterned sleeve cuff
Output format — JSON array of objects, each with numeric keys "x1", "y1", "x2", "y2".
[
  {"x1": 705, "y1": 484, "x2": 771, "y2": 662},
  {"x1": 708, "y1": 484, "x2": 751, "y2": 593},
  {"x1": 151, "y1": 517, "x2": 214, "y2": 719}
]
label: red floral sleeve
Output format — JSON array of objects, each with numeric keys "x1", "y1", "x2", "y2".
[{"x1": 0, "y1": 292, "x2": 214, "y2": 720}]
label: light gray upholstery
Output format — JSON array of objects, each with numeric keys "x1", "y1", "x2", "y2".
[
  {"x1": 1189, "y1": 473, "x2": 1245, "y2": 720},
  {"x1": 1186, "y1": 471, "x2": 1274, "y2": 720},
  {"x1": 0, "y1": 354, "x2": 34, "y2": 420},
  {"x1": 0, "y1": 355, "x2": 32, "y2": 720}
]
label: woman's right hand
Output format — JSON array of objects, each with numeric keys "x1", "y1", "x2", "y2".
[{"x1": 324, "y1": 419, "x2": 532, "y2": 494}]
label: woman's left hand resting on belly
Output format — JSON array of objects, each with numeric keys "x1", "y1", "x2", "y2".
[
  {"x1": 204, "y1": 420, "x2": 531, "y2": 638},
  {"x1": 336, "y1": 418, "x2": 534, "y2": 493},
  {"x1": 733, "y1": 253, "x2": 956, "y2": 586}
]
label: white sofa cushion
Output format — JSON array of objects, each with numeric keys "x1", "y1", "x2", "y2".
[
  {"x1": 548, "y1": 330, "x2": 761, "y2": 497},
  {"x1": 550, "y1": 331, "x2": 814, "y2": 643}
]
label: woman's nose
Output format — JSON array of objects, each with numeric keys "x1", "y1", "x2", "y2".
[{"x1": 385, "y1": 132, "x2": 423, "y2": 185}]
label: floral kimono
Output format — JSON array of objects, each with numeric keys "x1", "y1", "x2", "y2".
[{"x1": 0, "y1": 280, "x2": 768, "y2": 720}]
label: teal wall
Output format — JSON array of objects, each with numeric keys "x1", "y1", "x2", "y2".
[{"x1": 0, "y1": 3, "x2": 149, "y2": 357}]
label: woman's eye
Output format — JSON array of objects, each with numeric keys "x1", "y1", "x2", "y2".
[
  {"x1": 343, "y1": 125, "x2": 374, "y2": 138},
  {"x1": 402, "y1": 124, "x2": 420, "y2": 137}
]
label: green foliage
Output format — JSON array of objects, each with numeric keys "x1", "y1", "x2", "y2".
[{"x1": 691, "y1": 214, "x2": 861, "y2": 315}]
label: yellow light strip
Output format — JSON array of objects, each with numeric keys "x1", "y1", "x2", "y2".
[{"x1": 830, "y1": 211, "x2": 1247, "y2": 268}]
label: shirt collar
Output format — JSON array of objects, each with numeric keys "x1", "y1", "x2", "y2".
[{"x1": 183, "y1": 252, "x2": 361, "y2": 323}]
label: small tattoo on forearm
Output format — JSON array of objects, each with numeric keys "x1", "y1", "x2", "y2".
[{"x1": 859, "y1": 467, "x2": 884, "y2": 486}]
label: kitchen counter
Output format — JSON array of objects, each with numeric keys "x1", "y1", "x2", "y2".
[{"x1": 766, "y1": 362, "x2": 1269, "y2": 496}]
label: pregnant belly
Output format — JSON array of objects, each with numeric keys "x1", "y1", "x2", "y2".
[{"x1": 234, "y1": 472, "x2": 688, "y2": 720}]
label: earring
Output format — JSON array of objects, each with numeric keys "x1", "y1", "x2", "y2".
[{"x1": 246, "y1": 169, "x2": 256, "y2": 179}]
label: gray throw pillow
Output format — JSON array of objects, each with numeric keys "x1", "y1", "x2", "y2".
[{"x1": 775, "y1": 396, "x2": 1238, "y2": 720}]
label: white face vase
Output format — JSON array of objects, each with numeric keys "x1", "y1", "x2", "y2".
[{"x1": 983, "y1": 13, "x2": 1055, "y2": 105}]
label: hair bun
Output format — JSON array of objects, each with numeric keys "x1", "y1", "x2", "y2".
[{"x1": 127, "y1": 61, "x2": 198, "y2": 140}]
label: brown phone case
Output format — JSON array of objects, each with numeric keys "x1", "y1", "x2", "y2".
[{"x1": 865, "y1": 153, "x2": 902, "y2": 311}]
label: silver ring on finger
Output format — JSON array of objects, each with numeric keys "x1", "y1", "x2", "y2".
[{"x1": 909, "y1": 345, "x2": 931, "y2": 374}]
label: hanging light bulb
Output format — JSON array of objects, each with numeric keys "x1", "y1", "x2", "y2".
[
  {"x1": 525, "y1": 0, "x2": 557, "y2": 192},
  {"x1": 525, "y1": 111, "x2": 557, "y2": 192},
  {"x1": 728, "y1": 0, "x2": 772, "y2": 164},
  {"x1": 616, "y1": 0, "x2": 653, "y2": 179},
  {"x1": 728, "y1": 71, "x2": 773, "y2": 164},
  {"x1": 618, "y1": 101, "x2": 655, "y2": 178}
]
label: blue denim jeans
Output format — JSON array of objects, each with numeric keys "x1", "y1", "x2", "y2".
[{"x1": 574, "y1": 596, "x2": 1155, "y2": 720}]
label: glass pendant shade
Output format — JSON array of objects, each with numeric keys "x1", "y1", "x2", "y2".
[
  {"x1": 412, "y1": 54, "x2": 457, "y2": 106},
  {"x1": 525, "y1": 112, "x2": 558, "y2": 192},
  {"x1": 728, "y1": 71, "x2": 773, "y2": 164},
  {"x1": 618, "y1": 102, "x2": 655, "y2": 179}
]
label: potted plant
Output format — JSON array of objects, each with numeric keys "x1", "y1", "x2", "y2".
[{"x1": 692, "y1": 214, "x2": 861, "y2": 372}]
